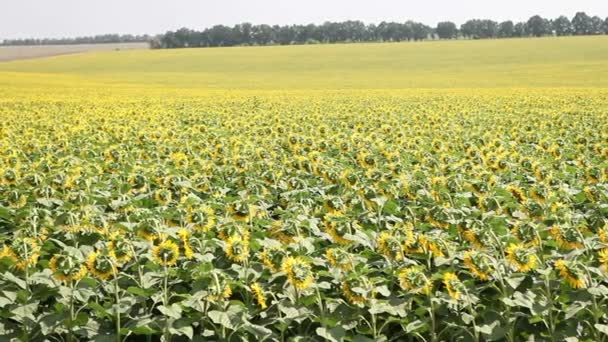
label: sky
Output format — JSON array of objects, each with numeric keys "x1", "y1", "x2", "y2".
[{"x1": 1, "y1": 0, "x2": 607, "y2": 39}]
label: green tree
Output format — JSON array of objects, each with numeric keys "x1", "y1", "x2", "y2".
[
  {"x1": 553, "y1": 16, "x2": 573, "y2": 36},
  {"x1": 527, "y1": 15, "x2": 551, "y2": 37},
  {"x1": 498, "y1": 21, "x2": 515, "y2": 37},
  {"x1": 436, "y1": 21, "x2": 458, "y2": 39},
  {"x1": 572, "y1": 12, "x2": 593, "y2": 35}
]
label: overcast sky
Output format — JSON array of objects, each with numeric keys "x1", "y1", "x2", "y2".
[{"x1": 1, "y1": 0, "x2": 607, "y2": 39}]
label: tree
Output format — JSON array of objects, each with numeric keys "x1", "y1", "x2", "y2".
[
  {"x1": 513, "y1": 22, "x2": 527, "y2": 37},
  {"x1": 498, "y1": 21, "x2": 514, "y2": 38},
  {"x1": 591, "y1": 16, "x2": 604, "y2": 34},
  {"x1": 603, "y1": 18, "x2": 608, "y2": 34},
  {"x1": 527, "y1": 15, "x2": 551, "y2": 37},
  {"x1": 572, "y1": 12, "x2": 593, "y2": 35},
  {"x1": 436, "y1": 21, "x2": 458, "y2": 39},
  {"x1": 553, "y1": 16, "x2": 573, "y2": 36}
]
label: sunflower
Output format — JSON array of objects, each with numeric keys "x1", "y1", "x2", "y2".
[
  {"x1": 282, "y1": 256, "x2": 314, "y2": 290},
  {"x1": 86, "y1": 251, "x2": 117, "y2": 280},
  {"x1": 250, "y1": 282, "x2": 267, "y2": 309},
  {"x1": 549, "y1": 225, "x2": 584, "y2": 250},
  {"x1": 511, "y1": 222, "x2": 540, "y2": 246},
  {"x1": 188, "y1": 206, "x2": 215, "y2": 232},
  {"x1": 419, "y1": 235, "x2": 446, "y2": 258},
  {"x1": 598, "y1": 224, "x2": 608, "y2": 244},
  {"x1": 49, "y1": 254, "x2": 88, "y2": 283},
  {"x1": 154, "y1": 189, "x2": 172, "y2": 206},
  {"x1": 151, "y1": 240, "x2": 180, "y2": 266},
  {"x1": 137, "y1": 220, "x2": 160, "y2": 241},
  {"x1": 228, "y1": 202, "x2": 256, "y2": 222},
  {"x1": 506, "y1": 185, "x2": 527, "y2": 204},
  {"x1": 208, "y1": 284, "x2": 232, "y2": 302},
  {"x1": 224, "y1": 234, "x2": 250, "y2": 263},
  {"x1": 463, "y1": 250, "x2": 493, "y2": 281},
  {"x1": 377, "y1": 232, "x2": 405, "y2": 260},
  {"x1": 324, "y1": 220, "x2": 354, "y2": 245},
  {"x1": 1, "y1": 168, "x2": 19, "y2": 186},
  {"x1": 177, "y1": 229, "x2": 194, "y2": 259},
  {"x1": 6, "y1": 237, "x2": 41, "y2": 270},
  {"x1": 554, "y1": 259, "x2": 586, "y2": 289},
  {"x1": 325, "y1": 248, "x2": 353, "y2": 271},
  {"x1": 341, "y1": 280, "x2": 366, "y2": 305},
  {"x1": 599, "y1": 249, "x2": 608, "y2": 268},
  {"x1": 398, "y1": 267, "x2": 432, "y2": 295},
  {"x1": 108, "y1": 235, "x2": 133, "y2": 264},
  {"x1": 462, "y1": 229, "x2": 484, "y2": 249},
  {"x1": 505, "y1": 243, "x2": 538, "y2": 272},
  {"x1": 259, "y1": 247, "x2": 284, "y2": 272},
  {"x1": 443, "y1": 272, "x2": 463, "y2": 300}
]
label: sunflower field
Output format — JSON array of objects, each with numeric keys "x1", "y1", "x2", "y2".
[{"x1": 0, "y1": 86, "x2": 606, "y2": 342}]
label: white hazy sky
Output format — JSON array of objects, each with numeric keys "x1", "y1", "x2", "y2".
[{"x1": 1, "y1": 0, "x2": 607, "y2": 39}]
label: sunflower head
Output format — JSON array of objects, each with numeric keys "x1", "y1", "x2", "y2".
[
  {"x1": 398, "y1": 267, "x2": 432, "y2": 295},
  {"x1": 554, "y1": 259, "x2": 586, "y2": 289},
  {"x1": 463, "y1": 250, "x2": 493, "y2": 281},
  {"x1": 325, "y1": 248, "x2": 353, "y2": 271},
  {"x1": 224, "y1": 234, "x2": 250, "y2": 263},
  {"x1": 443, "y1": 272, "x2": 463, "y2": 300},
  {"x1": 282, "y1": 256, "x2": 314, "y2": 290},
  {"x1": 505, "y1": 243, "x2": 538, "y2": 273},
  {"x1": 49, "y1": 254, "x2": 87, "y2": 283},
  {"x1": 250, "y1": 282, "x2": 267, "y2": 309},
  {"x1": 151, "y1": 240, "x2": 180, "y2": 266},
  {"x1": 86, "y1": 251, "x2": 117, "y2": 280}
]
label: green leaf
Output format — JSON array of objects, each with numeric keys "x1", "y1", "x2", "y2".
[
  {"x1": 316, "y1": 326, "x2": 346, "y2": 342},
  {"x1": 170, "y1": 319, "x2": 194, "y2": 339},
  {"x1": 208, "y1": 310, "x2": 232, "y2": 329},
  {"x1": 158, "y1": 303, "x2": 182, "y2": 319},
  {"x1": 2, "y1": 272, "x2": 26, "y2": 289},
  {"x1": 405, "y1": 320, "x2": 426, "y2": 333},
  {"x1": 596, "y1": 324, "x2": 608, "y2": 336},
  {"x1": 475, "y1": 321, "x2": 499, "y2": 335}
]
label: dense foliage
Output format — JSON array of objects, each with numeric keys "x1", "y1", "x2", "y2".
[
  {"x1": 151, "y1": 12, "x2": 608, "y2": 48},
  {"x1": 0, "y1": 34, "x2": 151, "y2": 47},
  {"x1": 2, "y1": 12, "x2": 606, "y2": 48},
  {"x1": 0, "y1": 89, "x2": 607, "y2": 341}
]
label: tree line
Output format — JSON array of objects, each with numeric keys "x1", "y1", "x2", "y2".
[
  {"x1": 151, "y1": 12, "x2": 608, "y2": 48},
  {"x1": 1, "y1": 12, "x2": 607, "y2": 48},
  {"x1": 0, "y1": 34, "x2": 151, "y2": 46}
]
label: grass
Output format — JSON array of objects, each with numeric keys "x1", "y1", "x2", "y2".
[{"x1": 0, "y1": 36, "x2": 607, "y2": 90}]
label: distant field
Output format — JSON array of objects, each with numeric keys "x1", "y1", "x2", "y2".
[
  {"x1": 0, "y1": 42, "x2": 148, "y2": 62},
  {"x1": 0, "y1": 36, "x2": 607, "y2": 90}
]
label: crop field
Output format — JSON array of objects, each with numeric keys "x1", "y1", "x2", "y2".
[
  {"x1": 0, "y1": 36, "x2": 607, "y2": 341},
  {"x1": 0, "y1": 43, "x2": 149, "y2": 62}
]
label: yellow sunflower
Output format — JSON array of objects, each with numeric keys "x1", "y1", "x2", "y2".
[
  {"x1": 554, "y1": 259, "x2": 586, "y2": 289},
  {"x1": 49, "y1": 254, "x2": 88, "y2": 283},
  {"x1": 505, "y1": 243, "x2": 538, "y2": 272},
  {"x1": 225, "y1": 234, "x2": 250, "y2": 263},
  {"x1": 108, "y1": 236, "x2": 133, "y2": 264},
  {"x1": 325, "y1": 248, "x2": 353, "y2": 271},
  {"x1": 282, "y1": 256, "x2": 314, "y2": 290},
  {"x1": 341, "y1": 280, "x2": 366, "y2": 305},
  {"x1": 154, "y1": 189, "x2": 172, "y2": 206},
  {"x1": 250, "y1": 282, "x2": 267, "y2": 309},
  {"x1": 463, "y1": 250, "x2": 493, "y2": 281},
  {"x1": 151, "y1": 240, "x2": 180, "y2": 266},
  {"x1": 398, "y1": 267, "x2": 432, "y2": 295},
  {"x1": 549, "y1": 225, "x2": 584, "y2": 250},
  {"x1": 443, "y1": 272, "x2": 462, "y2": 300},
  {"x1": 86, "y1": 251, "x2": 117, "y2": 280},
  {"x1": 177, "y1": 229, "x2": 194, "y2": 259}
]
